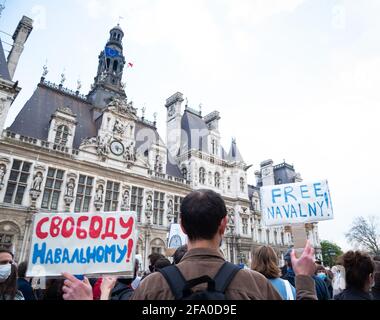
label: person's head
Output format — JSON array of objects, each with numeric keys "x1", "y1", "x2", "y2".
[
  {"x1": 315, "y1": 265, "x2": 328, "y2": 280},
  {"x1": 148, "y1": 253, "x2": 165, "y2": 272},
  {"x1": 18, "y1": 261, "x2": 28, "y2": 279},
  {"x1": 373, "y1": 257, "x2": 380, "y2": 287},
  {"x1": 251, "y1": 246, "x2": 281, "y2": 279},
  {"x1": 0, "y1": 248, "x2": 18, "y2": 299},
  {"x1": 283, "y1": 249, "x2": 293, "y2": 269},
  {"x1": 153, "y1": 258, "x2": 171, "y2": 272},
  {"x1": 172, "y1": 245, "x2": 188, "y2": 265},
  {"x1": 339, "y1": 251, "x2": 374, "y2": 292},
  {"x1": 180, "y1": 190, "x2": 227, "y2": 245}
]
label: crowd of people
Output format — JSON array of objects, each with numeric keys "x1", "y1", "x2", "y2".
[{"x1": 1, "y1": 189, "x2": 379, "y2": 301}]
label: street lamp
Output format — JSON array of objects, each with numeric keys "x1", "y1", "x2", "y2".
[{"x1": 327, "y1": 249, "x2": 336, "y2": 267}]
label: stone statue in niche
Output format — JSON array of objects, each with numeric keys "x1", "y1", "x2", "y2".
[
  {"x1": 32, "y1": 172, "x2": 43, "y2": 191},
  {"x1": 124, "y1": 143, "x2": 136, "y2": 162},
  {"x1": 65, "y1": 179, "x2": 75, "y2": 197},
  {"x1": 95, "y1": 185, "x2": 104, "y2": 203},
  {"x1": 167, "y1": 199, "x2": 173, "y2": 215},
  {"x1": 113, "y1": 120, "x2": 125, "y2": 135},
  {"x1": 146, "y1": 195, "x2": 153, "y2": 211},
  {"x1": 96, "y1": 135, "x2": 109, "y2": 158},
  {"x1": 121, "y1": 190, "x2": 130, "y2": 209},
  {"x1": 0, "y1": 164, "x2": 6, "y2": 188}
]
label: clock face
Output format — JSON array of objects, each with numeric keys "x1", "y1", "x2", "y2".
[
  {"x1": 110, "y1": 140, "x2": 124, "y2": 156},
  {"x1": 262, "y1": 168, "x2": 271, "y2": 177},
  {"x1": 169, "y1": 235, "x2": 182, "y2": 248}
]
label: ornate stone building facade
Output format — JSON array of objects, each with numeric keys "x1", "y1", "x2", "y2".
[{"x1": 0, "y1": 23, "x2": 321, "y2": 270}]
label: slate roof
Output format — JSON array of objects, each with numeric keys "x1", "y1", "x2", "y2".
[
  {"x1": 228, "y1": 139, "x2": 244, "y2": 163},
  {"x1": 273, "y1": 163, "x2": 296, "y2": 185},
  {"x1": 179, "y1": 109, "x2": 210, "y2": 155},
  {"x1": 8, "y1": 82, "x2": 96, "y2": 148},
  {"x1": 0, "y1": 39, "x2": 11, "y2": 81}
]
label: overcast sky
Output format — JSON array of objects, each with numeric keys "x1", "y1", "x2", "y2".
[{"x1": 1, "y1": 0, "x2": 379, "y2": 251}]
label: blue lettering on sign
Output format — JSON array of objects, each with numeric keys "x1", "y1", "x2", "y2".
[
  {"x1": 282, "y1": 205, "x2": 290, "y2": 218},
  {"x1": 314, "y1": 183, "x2": 323, "y2": 197},
  {"x1": 290, "y1": 205, "x2": 298, "y2": 218},
  {"x1": 317, "y1": 201, "x2": 324, "y2": 216},
  {"x1": 271, "y1": 188, "x2": 282, "y2": 204},
  {"x1": 276, "y1": 207, "x2": 282, "y2": 219},
  {"x1": 267, "y1": 207, "x2": 275, "y2": 220},
  {"x1": 30, "y1": 244, "x2": 129, "y2": 265},
  {"x1": 308, "y1": 203, "x2": 317, "y2": 217},
  {"x1": 284, "y1": 186, "x2": 297, "y2": 203},
  {"x1": 298, "y1": 203, "x2": 307, "y2": 217},
  {"x1": 300, "y1": 185, "x2": 310, "y2": 199},
  {"x1": 116, "y1": 245, "x2": 127, "y2": 263},
  {"x1": 32, "y1": 242, "x2": 47, "y2": 264}
]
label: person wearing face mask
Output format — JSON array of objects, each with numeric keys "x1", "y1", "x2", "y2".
[
  {"x1": 315, "y1": 265, "x2": 333, "y2": 298},
  {"x1": 0, "y1": 248, "x2": 24, "y2": 300},
  {"x1": 334, "y1": 250, "x2": 375, "y2": 300}
]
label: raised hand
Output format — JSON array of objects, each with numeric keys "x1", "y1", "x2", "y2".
[
  {"x1": 290, "y1": 240, "x2": 316, "y2": 276},
  {"x1": 100, "y1": 276, "x2": 118, "y2": 300},
  {"x1": 62, "y1": 272, "x2": 93, "y2": 300}
]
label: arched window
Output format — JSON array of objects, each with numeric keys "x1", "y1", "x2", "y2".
[
  {"x1": 113, "y1": 60, "x2": 118, "y2": 72},
  {"x1": 106, "y1": 58, "x2": 110, "y2": 69},
  {"x1": 199, "y1": 167, "x2": 205, "y2": 184},
  {"x1": 181, "y1": 167, "x2": 187, "y2": 180},
  {"x1": 55, "y1": 125, "x2": 69, "y2": 146},
  {"x1": 214, "y1": 172, "x2": 220, "y2": 188},
  {"x1": 117, "y1": 34, "x2": 121, "y2": 41},
  {"x1": 240, "y1": 177, "x2": 245, "y2": 192},
  {"x1": 227, "y1": 177, "x2": 231, "y2": 191}
]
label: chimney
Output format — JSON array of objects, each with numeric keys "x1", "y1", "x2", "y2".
[{"x1": 7, "y1": 16, "x2": 33, "y2": 79}]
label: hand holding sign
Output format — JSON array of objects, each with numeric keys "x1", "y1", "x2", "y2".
[
  {"x1": 62, "y1": 272, "x2": 93, "y2": 300},
  {"x1": 290, "y1": 240, "x2": 316, "y2": 277}
]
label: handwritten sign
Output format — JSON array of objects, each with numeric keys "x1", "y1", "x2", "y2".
[
  {"x1": 167, "y1": 224, "x2": 187, "y2": 249},
  {"x1": 260, "y1": 180, "x2": 333, "y2": 226},
  {"x1": 26, "y1": 211, "x2": 137, "y2": 277}
]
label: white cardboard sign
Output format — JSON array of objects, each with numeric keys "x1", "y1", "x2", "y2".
[{"x1": 260, "y1": 180, "x2": 333, "y2": 226}]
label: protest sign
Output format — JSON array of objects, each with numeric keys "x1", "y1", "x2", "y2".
[
  {"x1": 167, "y1": 223, "x2": 187, "y2": 249},
  {"x1": 260, "y1": 180, "x2": 333, "y2": 227},
  {"x1": 26, "y1": 211, "x2": 137, "y2": 278}
]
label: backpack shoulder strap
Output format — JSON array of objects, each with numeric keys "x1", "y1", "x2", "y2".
[
  {"x1": 213, "y1": 262, "x2": 241, "y2": 293},
  {"x1": 159, "y1": 265, "x2": 187, "y2": 300}
]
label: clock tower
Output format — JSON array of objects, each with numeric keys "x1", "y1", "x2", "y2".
[
  {"x1": 166, "y1": 92, "x2": 184, "y2": 158},
  {"x1": 87, "y1": 24, "x2": 127, "y2": 108}
]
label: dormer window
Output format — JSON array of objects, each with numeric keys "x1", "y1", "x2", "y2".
[
  {"x1": 240, "y1": 177, "x2": 245, "y2": 192},
  {"x1": 181, "y1": 167, "x2": 187, "y2": 180},
  {"x1": 199, "y1": 167, "x2": 205, "y2": 184},
  {"x1": 214, "y1": 172, "x2": 220, "y2": 188},
  {"x1": 54, "y1": 125, "x2": 69, "y2": 146}
]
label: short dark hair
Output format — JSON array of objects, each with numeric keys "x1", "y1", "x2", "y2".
[
  {"x1": 0, "y1": 248, "x2": 14, "y2": 259},
  {"x1": 180, "y1": 189, "x2": 227, "y2": 241},
  {"x1": 18, "y1": 261, "x2": 28, "y2": 278},
  {"x1": 148, "y1": 253, "x2": 165, "y2": 266},
  {"x1": 153, "y1": 258, "x2": 171, "y2": 271},
  {"x1": 172, "y1": 245, "x2": 188, "y2": 265},
  {"x1": 339, "y1": 251, "x2": 374, "y2": 290}
]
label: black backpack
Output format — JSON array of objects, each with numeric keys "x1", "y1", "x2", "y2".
[{"x1": 159, "y1": 262, "x2": 240, "y2": 300}]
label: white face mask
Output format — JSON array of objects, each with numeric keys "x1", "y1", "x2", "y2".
[{"x1": 0, "y1": 263, "x2": 12, "y2": 283}]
